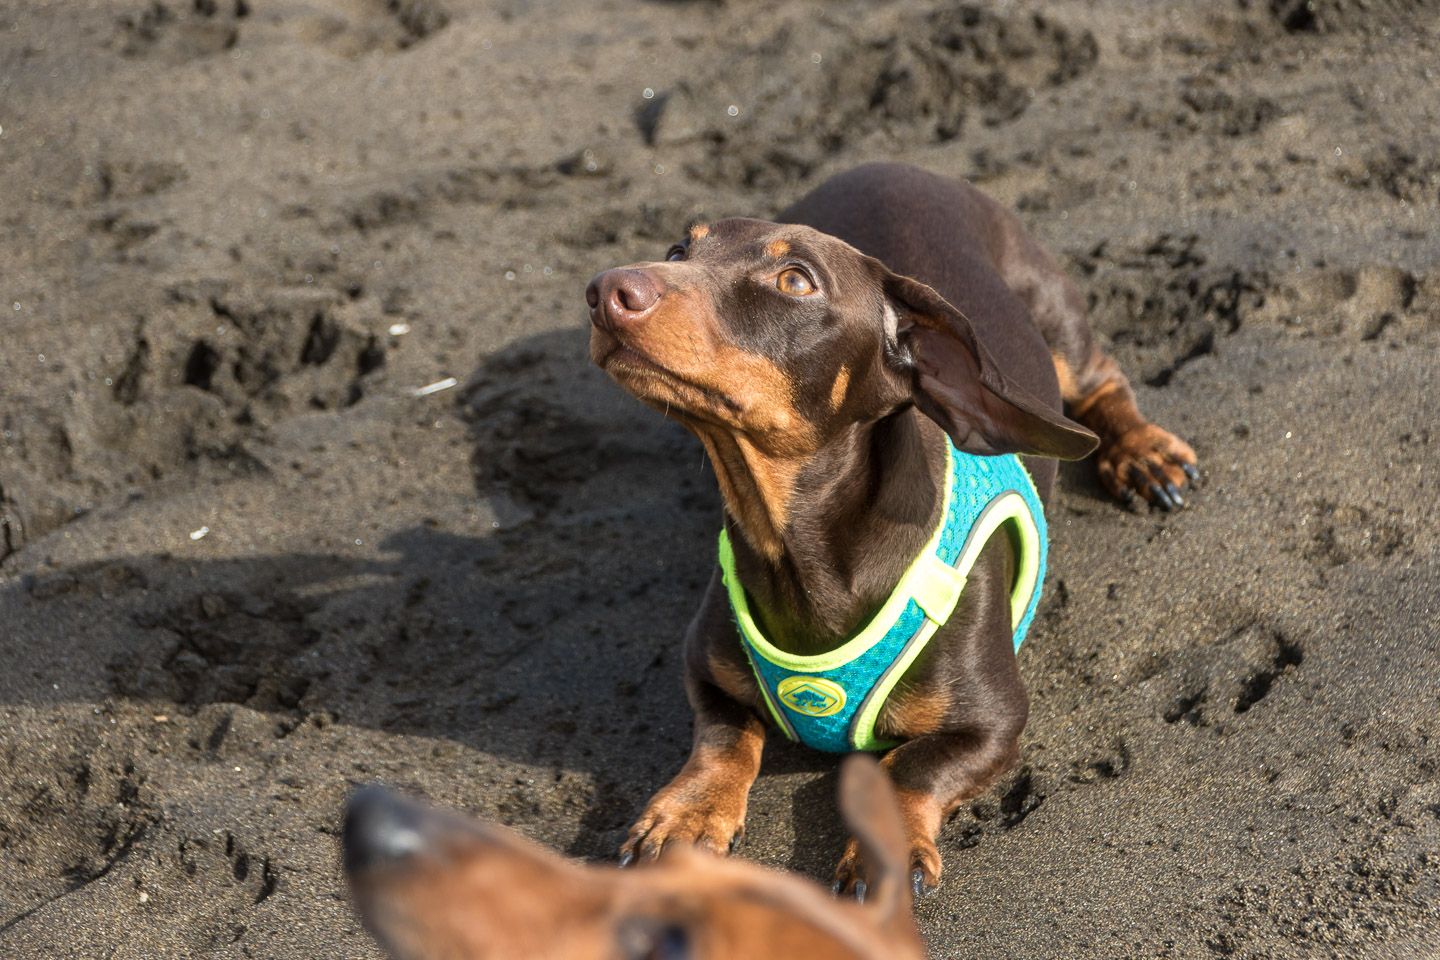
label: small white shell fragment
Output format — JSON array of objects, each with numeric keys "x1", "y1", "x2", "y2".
[
  {"x1": 412, "y1": 377, "x2": 457, "y2": 397},
  {"x1": 388, "y1": 322, "x2": 411, "y2": 336},
  {"x1": 189, "y1": 526, "x2": 210, "y2": 541}
]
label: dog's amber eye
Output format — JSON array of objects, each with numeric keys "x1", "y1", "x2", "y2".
[{"x1": 776, "y1": 268, "x2": 815, "y2": 296}]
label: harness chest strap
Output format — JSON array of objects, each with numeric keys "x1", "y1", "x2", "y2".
[{"x1": 718, "y1": 442, "x2": 1047, "y2": 753}]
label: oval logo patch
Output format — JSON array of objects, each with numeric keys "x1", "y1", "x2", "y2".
[{"x1": 777, "y1": 677, "x2": 846, "y2": 718}]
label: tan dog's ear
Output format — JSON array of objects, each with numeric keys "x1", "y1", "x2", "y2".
[
  {"x1": 883, "y1": 271, "x2": 1098, "y2": 461},
  {"x1": 837, "y1": 756, "x2": 915, "y2": 932}
]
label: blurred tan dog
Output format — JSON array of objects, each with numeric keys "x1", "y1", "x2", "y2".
[{"x1": 344, "y1": 755, "x2": 925, "y2": 959}]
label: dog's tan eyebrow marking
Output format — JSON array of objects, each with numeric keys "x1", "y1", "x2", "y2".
[
  {"x1": 829, "y1": 365, "x2": 851, "y2": 412},
  {"x1": 689, "y1": 223, "x2": 710, "y2": 241},
  {"x1": 764, "y1": 238, "x2": 790, "y2": 258}
]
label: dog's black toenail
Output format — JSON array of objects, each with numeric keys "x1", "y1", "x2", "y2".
[{"x1": 912, "y1": 868, "x2": 927, "y2": 899}]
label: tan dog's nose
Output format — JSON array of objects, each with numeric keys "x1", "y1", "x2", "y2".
[
  {"x1": 586, "y1": 268, "x2": 661, "y2": 330},
  {"x1": 344, "y1": 785, "x2": 435, "y2": 872}
]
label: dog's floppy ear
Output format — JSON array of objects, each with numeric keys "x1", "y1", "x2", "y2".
[
  {"x1": 837, "y1": 756, "x2": 915, "y2": 933},
  {"x1": 881, "y1": 271, "x2": 1098, "y2": 461}
]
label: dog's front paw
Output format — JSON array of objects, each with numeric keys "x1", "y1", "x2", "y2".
[
  {"x1": 619, "y1": 780, "x2": 747, "y2": 866},
  {"x1": 832, "y1": 834, "x2": 941, "y2": 902},
  {"x1": 1097, "y1": 424, "x2": 1198, "y2": 511}
]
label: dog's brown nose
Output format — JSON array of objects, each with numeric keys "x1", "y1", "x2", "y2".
[{"x1": 586, "y1": 268, "x2": 661, "y2": 329}]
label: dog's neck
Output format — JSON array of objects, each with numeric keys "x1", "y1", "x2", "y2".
[{"x1": 717, "y1": 409, "x2": 947, "y2": 654}]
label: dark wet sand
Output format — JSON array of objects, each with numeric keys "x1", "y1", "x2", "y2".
[{"x1": 1, "y1": 1, "x2": 1438, "y2": 956}]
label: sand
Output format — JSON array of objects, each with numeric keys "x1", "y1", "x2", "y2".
[{"x1": 1, "y1": 0, "x2": 1438, "y2": 956}]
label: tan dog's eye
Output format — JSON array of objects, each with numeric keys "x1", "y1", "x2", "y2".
[
  {"x1": 776, "y1": 268, "x2": 815, "y2": 296},
  {"x1": 666, "y1": 245, "x2": 686, "y2": 262}
]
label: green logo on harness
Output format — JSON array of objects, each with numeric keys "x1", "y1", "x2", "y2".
[{"x1": 776, "y1": 677, "x2": 846, "y2": 718}]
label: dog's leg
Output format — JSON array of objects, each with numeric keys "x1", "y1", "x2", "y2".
[
  {"x1": 1061, "y1": 348, "x2": 1198, "y2": 510},
  {"x1": 1032, "y1": 271, "x2": 1198, "y2": 509},
  {"x1": 833, "y1": 545, "x2": 1027, "y2": 899},
  {"x1": 620, "y1": 679, "x2": 765, "y2": 864},
  {"x1": 832, "y1": 724, "x2": 1023, "y2": 899}
]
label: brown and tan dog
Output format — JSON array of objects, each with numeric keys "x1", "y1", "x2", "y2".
[
  {"x1": 584, "y1": 163, "x2": 1198, "y2": 898},
  {"x1": 344, "y1": 756, "x2": 925, "y2": 959}
]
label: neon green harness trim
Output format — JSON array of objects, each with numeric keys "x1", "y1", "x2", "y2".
[{"x1": 718, "y1": 442, "x2": 1046, "y2": 752}]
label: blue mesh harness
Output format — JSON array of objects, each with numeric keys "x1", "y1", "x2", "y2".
[{"x1": 718, "y1": 441, "x2": 1047, "y2": 753}]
